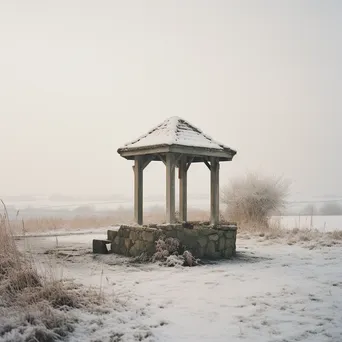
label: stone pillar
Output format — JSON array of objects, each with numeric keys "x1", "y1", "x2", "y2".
[
  {"x1": 210, "y1": 157, "x2": 220, "y2": 226},
  {"x1": 179, "y1": 156, "x2": 187, "y2": 222},
  {"x1": 166, "y1": 153, "x2": 176, "y2": 223},
  {"x1": 134, "y1": 156, "x2": 143, "y2": 225}
]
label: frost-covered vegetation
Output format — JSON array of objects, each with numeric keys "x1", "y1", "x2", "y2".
[
  {"x1": 0, "y1": 206, "x2": 102, "y2": 342},
  {"x1": 222, "y1": 173, "x2": 289, "y2": 228},
  {"x1": 136, "y1": 237, "x2": 199, "y2": 267}
]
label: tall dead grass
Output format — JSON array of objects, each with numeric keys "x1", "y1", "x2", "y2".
[{"x1": 0, "y1": 203, "x2": 101, "y2": 341}]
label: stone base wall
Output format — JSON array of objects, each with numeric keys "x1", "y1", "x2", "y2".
[{"x1": 107, "y1": 222, "x2": 237, "y2": 259}]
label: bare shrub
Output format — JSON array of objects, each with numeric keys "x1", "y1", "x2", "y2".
[{"x1": 222, "y1": 173, "x2": 289, "y2": 229}]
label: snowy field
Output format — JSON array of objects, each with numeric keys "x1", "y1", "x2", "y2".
[
  {"x1": 271, "y1": 215, "x2": 342, "y2": 232},
  {"x1": 3, "y1": 196, "x2": 342, "y2": 232},
  {"x1": 14, "y1": 230, "x2": 342, "y2": 342}
]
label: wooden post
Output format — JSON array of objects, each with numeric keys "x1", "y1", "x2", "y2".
[
  {"x1": 166, "y1": 153, "x2": 176, "y2": 223},
  {"x1": 179, "y1": 156, "x2": 187, "y2": 222},
  {"x1": 210, "y1": 157, "x2": 220, "y2": 226},
  {"x1": 134, "y1": 156, "x2": 143, "y2": 225}
]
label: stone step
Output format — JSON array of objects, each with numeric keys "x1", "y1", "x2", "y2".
[
  {"x1": 107, "y1": 230, "x2": 118, "y2": 241},
  {"x1": 92, "y1": 239, "x2": 111, "y2": 254}
]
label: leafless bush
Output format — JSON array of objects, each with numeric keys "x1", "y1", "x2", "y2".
[{"x1": 222, "y1": 173, "x2": 289, "y2": 228}]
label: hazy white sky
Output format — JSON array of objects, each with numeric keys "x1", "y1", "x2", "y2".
[{"x1": 0, "y1": 0, "x2": 341, "y2": 200}]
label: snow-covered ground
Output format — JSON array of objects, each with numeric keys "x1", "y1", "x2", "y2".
[
  {"x1": 15, "y1": 231, "x2": 342, "y2": 342},
  {"x1": 271, "y1": 215, "x2": 342, "y2": 232}
]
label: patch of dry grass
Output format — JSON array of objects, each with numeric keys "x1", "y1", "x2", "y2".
[
  {"x1": 237, "y1": 218, "x2": 342, "y2": 249},
  {"x1": 9, "y1": 207, "x2": 209, "y2": 234},
  {"x1": 0, "y1": 205, "x2": 102, "y2": 341}
]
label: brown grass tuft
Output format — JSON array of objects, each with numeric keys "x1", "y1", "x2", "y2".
[
  {"x1": 0, "y1": 202, "x2": 103, "y2": 341},
  {"x1": 6, "y1": 268, "x2": 42, "y2": 295}
]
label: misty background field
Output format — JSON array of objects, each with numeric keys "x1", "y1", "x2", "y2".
[{"x1": 2, "y1": 193, "x2": 342, "y2": 234}]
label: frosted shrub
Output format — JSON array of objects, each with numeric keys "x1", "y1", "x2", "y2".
[
  {"x1": 165, "y1": 237, "x2": 180, "y2": 253},
  {"x1": 152, "y1": 237, "x2": 198, "y2": 266},
  {"x1": 183, "y1": 250, "x2": 197, "y2": 267},
  {"x1": 152, "y1": 239, "x2": 168, "y2": 261},
  {"x1": 152, "y1": 237, "x2": 179, "y2": 262},
  {"x1": 222, "y1": 173, "x2": 289, "y2": 228},
  {"x1": 165, "y1": 255, "x2": 184, "y2": 267}
]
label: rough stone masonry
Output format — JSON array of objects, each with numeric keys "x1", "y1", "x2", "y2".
[{"x1": 103, "y1": 222, "x2": 237, "y2": 259}]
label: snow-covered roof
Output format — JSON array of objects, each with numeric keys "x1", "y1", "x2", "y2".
[{"x1": 118, "y1": 116, "x2": 235, "y2": 152}]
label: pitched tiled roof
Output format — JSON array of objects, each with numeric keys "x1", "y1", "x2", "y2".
[{"x1": 119, "y1": 116, "x2": 234, "y2": 152}]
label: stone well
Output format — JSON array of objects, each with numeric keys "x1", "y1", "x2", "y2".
[{"x1": 106, "y1": 222, "x2": 237, "y2": 259}]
